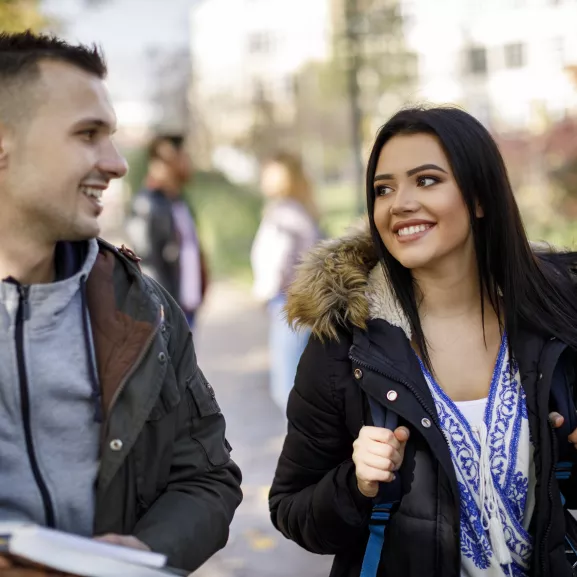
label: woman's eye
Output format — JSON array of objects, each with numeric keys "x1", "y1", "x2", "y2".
[
  {"x1": 417, "y1": 176, "x2": 438, "y2": 187},
  {"x1": 375, "y1": 185, "x2": 392, "y2": 197}
]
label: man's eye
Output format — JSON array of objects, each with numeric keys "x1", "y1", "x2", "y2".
[{"x1": 80, "y1": 129, "x2": 97, "y2": 140}]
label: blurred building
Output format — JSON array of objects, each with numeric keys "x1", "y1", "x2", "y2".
[
  {"x1": 402, "y1": 0, "x2": 577, "y2": 133},
  {"x1": 189, "y1": 0, "x2": 416, "y2": 184},
  {"x1": 189, "y1": 0, "x2": 332, "y2": 172},
  {"x1": 43, "y1": 0, "x2": 194, "y2": 148}
]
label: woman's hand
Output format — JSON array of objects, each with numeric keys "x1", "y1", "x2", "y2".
[
  {"x1": 353, "y1": 426, "x2": 410, "y2": 498},
  {"x1": 549, "y1": 412, "x2": 577, "y2": 449}
]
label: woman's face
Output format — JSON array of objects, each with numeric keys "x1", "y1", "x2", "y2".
[
  {"x1": 373, "y1": 133, "x2": 479, "y2": 272},
  {"x1": 261, "y1": 162, "x2": 290, "y2": 199}
]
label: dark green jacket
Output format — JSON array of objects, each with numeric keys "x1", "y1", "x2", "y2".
[{"x1": 87, "y1": 239, "x2": 242, "y2": 572}]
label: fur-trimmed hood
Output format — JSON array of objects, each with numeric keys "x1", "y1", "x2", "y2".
[{"x1": 286, "y1": 222, "x2": 412, "y2": 341}]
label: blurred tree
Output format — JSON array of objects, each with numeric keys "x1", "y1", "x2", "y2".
[
  {"x1": 147, "y1": 46, "x2": 191, "y2": 133},
  {"x1": 332, "y1": 0, "x2": 417, "y2": 211},
  {"x1": 0, "y1": 0, "x2": 47, "y2": 32}
]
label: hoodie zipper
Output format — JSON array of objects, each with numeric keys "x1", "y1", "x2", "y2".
[{"x1": 15, "y1": 284, "x2": 56, "y2": 527}]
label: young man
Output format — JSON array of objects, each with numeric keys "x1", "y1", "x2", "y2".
[
  {"x1": 128, "y1": 135, "x2": 208, "y2": 328},
  {"x1": 0, "y1": 31, "x2": 242, "y2": 574}
]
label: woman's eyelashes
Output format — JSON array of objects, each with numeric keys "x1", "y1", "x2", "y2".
[
  {"x1": 374, "y1": 174, "x2": 441, "y2": 197},
  {"x1": 416, "y1": 175, "x2": 440, "y2": 187},
  {"x1": 375, "y1": 184, "x2": 393, "y2": 197}
]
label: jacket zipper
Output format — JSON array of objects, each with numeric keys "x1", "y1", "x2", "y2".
[
  {"x1": 540, "y1": 419, "x2": 558, "y2": 576},
  {"x1": 15, "y1": 284, "x2": 56, "y2": 527},
  {"x1": 540, "y1": 343, "x2": 565, "y2": 576},
  {"x1": 349, "y1": 349, "x2": 459, "y2": 577},
  {"x1": 349, "y1": 351, "x2": 440, "y2": 427},
  {"x1": 102, "y1": 305, "x2": 164, "y2": 436}
]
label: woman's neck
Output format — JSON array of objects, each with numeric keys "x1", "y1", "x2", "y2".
[{"x1": 413, "y1": 252, "x2": 488, "y2": 321}]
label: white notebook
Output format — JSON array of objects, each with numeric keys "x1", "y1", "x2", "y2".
[{"x1": 0, "y1": 523, "x2": 174, "y2": 577}]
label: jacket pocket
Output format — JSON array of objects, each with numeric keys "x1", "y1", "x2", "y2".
[
  {"x1": 186, "y1": 370, "x2": 230, "y2": 467},
  {"x1": 186, "y1": 369, "x2": 221, "y2": 418}
]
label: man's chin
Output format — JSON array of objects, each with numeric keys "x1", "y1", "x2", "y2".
[{"x1": 62, "y1": 220, "x2": 101, "y2": 242}]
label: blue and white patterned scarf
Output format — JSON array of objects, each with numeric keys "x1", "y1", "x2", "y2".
[{"x1": 418, "y1": 335, "x2": 536, "y2": 577}]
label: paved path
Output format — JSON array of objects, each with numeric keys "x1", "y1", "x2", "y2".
[{"x1": 192, "y1": 282, "x2": 333, "y2": 577}]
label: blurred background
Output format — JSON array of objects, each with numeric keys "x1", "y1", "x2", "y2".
[{"x1": 6, "y1": 0, "x2": 577, "y2": 574}]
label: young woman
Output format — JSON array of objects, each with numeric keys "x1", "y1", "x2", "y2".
[
  {"x1": 251, "y1": 152, "x2": 322, "y2": 411},
  {"x1": 269, "y1": 107, "x2": 577, "y2": 577}
]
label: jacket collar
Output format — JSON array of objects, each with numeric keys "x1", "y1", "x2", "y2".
[
  {"x1": 85, "y1": 240, "x2": 161, "y2": 417},
  {"x1": 286, "y1": 221, "x2": 411, "y2": 340}
]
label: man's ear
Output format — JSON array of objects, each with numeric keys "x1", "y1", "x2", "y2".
[{"x1": 0, "y1": 123, "x2": 13, "y2": 170}]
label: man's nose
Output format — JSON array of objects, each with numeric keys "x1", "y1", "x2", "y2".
[{"x1": 99, "y1": 143, "x2": 129, "y2": 179}]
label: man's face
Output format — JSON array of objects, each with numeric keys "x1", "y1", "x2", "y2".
[{"x1": 0, "y1": 60, "x2": 128, "y2": 243}]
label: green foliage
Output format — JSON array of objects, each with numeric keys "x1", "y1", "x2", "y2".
[
  {"x1": 0, "y1": 0, "x2": 47, "y2": 32},
  {"x1": 184, "y1": 172, "x2": 263, "y2": 282},
  {"x1": 123, "y1": 146, "x2": 149, "y2": 196}
]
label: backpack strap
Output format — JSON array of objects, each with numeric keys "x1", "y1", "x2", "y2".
[{"x1": 360, "y1": 396, "x2": 403, "y2": 577}]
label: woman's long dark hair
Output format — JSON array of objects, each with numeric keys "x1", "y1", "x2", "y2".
[{"x1": 366, "y1": 106, "x2": 577, "y2": 371}]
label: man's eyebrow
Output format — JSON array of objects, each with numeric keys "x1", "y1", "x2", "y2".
[
  {"x1": 74, "y1": 118, "x2": 117, "y2": 134},
  {"x1": 374, "y1": 163, "x2": 448, "y2": 182}
]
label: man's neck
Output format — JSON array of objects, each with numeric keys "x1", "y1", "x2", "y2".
[{"x1": 0, "y1": 235, "x2": 56, "y2": 285}]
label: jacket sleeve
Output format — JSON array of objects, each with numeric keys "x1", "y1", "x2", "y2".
[
  {"x1": 134, "y1": 300, "x2": 242, "y2": 571},
  {"x1": 269, "y1": 334, "x2": 373, "y2": 554}
]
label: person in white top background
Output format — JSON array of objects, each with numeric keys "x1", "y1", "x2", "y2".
[
  {"x1": 251, "y1": 152, "x2": 322, "y2": 412},
  {"x1": 269, "y1": 106, "x2": 577, "y2": 577}
]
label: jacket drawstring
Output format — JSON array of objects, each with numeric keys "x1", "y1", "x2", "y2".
[{"x1": 80, "y1": 277, "x2": 102, "y2": 423}]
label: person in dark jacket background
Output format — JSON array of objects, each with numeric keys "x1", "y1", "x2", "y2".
[
  {"x1": 269, "y1": 106, "x2": 577, "y2": 577},
  {"x1": 0, "y1": 32, "x2": 241, "y2": 575},
  {"x1": 127, "y1": 134, "x2": 208, "y2": 328}
]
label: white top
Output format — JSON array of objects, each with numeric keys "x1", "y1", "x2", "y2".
[
  {"x1": 420, "y1": 335, "x2": 535, "y2": 577},
  {"x1": 454, "y1": 398, "x2": 488, "y2": 429}
]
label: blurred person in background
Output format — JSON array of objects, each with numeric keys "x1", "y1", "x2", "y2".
[
  {"x1": 0, "y1": 32, "x2": 241, "y2": 575},
  {"x1": 251, "y1": 152, "x2": 322, "y2": 412},
  {"x1": 128, "y1": 135, "x2": 208, "y2": 329},
  {"x1": 270, "y1": 107, "x2": 577, "y2": 577}
]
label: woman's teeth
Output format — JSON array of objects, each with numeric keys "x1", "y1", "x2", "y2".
[{"x1": 397, "y1": 224, "x2": 432, "y2": 237}]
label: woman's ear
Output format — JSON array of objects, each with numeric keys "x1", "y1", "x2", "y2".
[{"x1": 475, "y1": 202, "x2": 484, "y2": 218}]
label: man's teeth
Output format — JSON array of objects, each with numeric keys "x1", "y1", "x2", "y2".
[
  {"x1": 397, "y1": 224, "x2": 432, "y2": 237},
  {"x1": 81, "y1": 186, "x2": 103, "y2": 200}
]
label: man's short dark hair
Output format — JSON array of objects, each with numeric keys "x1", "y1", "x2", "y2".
[
  {"x1": 147, "y1": 134, "x2": 186, "y2": 161},
  {"x1": 0, "y1": 30, "x2": 107, "y2": 125}
]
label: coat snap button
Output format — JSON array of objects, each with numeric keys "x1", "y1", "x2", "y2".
[
  {"x1": 386, "y1": 390, "x2": 398, "y2": 402},
  {"x1": 158, "y1": 352, "x2": 167, "y2": 364},
  {"x1": 354, "y1": 368, "x2": 363, "y2": 380},
  {"x1": 421, "y1": 418, "x2": 432, "y2": 429},
  {"x1": 110, "y1": 439, "x2": 123, "y2": 451}
]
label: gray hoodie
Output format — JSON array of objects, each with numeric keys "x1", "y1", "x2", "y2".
[{"x1": 0, "y1": 239, "x2": 100, "y2": 536}]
